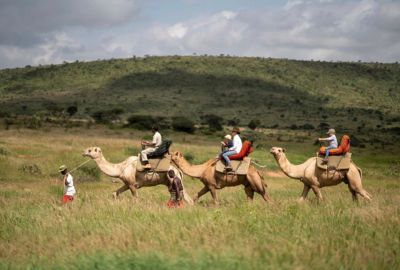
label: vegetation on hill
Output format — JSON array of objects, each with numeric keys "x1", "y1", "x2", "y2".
[{"x1": 0, "y1": 56, "x2": 399, "y2": 137}]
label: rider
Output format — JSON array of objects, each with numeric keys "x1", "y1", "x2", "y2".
[
  {"x1": 141, "y1": 125, "x2": 162, "y2": 169},
  {"x1": 319, "y1": 128, "x2": 338, "y2": 163},
  {"x1": 221, "y1": 127, "x2": 242, "y2": 171}
]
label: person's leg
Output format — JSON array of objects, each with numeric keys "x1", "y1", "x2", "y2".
[
  {"x1": 222, "y1": 150, "x2": 237, "y2": 167},
  {"x1": 324, "y1": 146, "x2": 334, "y2": 159},
  {"x1": 141, "y1": 148, "x2": 155, "y2": 168}
]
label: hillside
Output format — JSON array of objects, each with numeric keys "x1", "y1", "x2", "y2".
[{"x1": 0, "y1": 56, "x2": 399, "y2": 134}]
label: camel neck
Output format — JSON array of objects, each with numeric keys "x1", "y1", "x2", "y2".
[
  {"x1": 276, "y1": 154, "x2": 305, "y2": 179},
  {"x1": 94, "y1": 155, "x2": 123, "y2": 177},
  {"x1": 177, "y1": 158, "x2": 212, "y2": 178}
]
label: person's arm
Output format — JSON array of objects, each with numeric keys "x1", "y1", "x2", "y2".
[{"x1": 318, "y1": 137, "x2": 330, "y2": 141}]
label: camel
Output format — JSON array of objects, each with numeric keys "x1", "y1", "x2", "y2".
[
  {"x1": 269, "y1": 147, "x2": 372, "y2": 202},
  {"x1": 82, "y1": 147, "x2": 193, "y2": 204},
  {"x1": 171, "y1": 151, "x2": 271, "y2": 205}
]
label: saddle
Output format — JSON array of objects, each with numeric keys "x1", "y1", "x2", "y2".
[
  {"x1": 147, "y1": 139, "x2": 172, "y2": 158},
  {"x1": 215, "y1": 157, "x2": 251, "y2": 175},
  {"x1": 136, "y1": 154, "x2": 172, "y2": 172},
  {"x1": 316, "y1": 152, "x2": 352, "y2": 171}
]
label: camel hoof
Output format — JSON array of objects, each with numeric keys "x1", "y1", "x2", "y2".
[
  {"x1": 112, "y1": 192, "x2": 118, "y2": 199},
  {"x1": 297, "y1": 198, "x2": 306, "y2": 204}
]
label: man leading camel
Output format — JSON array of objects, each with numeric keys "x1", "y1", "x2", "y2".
[
  {"x1": 141, "y1": 125, "x2": 162, "y2": 169},
  {"x1": 221, "y1": 127, "x2": 242, "y2": 171}
]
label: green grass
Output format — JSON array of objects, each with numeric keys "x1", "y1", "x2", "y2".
[{"x1": 0, "y1": 128, "x2": 399, "y2": 269}]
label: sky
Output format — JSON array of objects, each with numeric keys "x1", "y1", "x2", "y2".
[{"x1": 0, "y1": 0, "x2": 399, "y2": 68}]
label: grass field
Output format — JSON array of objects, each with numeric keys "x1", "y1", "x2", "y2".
[{"x1": 0, "y1": 127, "x2": 399, "y2": 269}]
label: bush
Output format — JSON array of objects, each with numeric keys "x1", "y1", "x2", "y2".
[
  {"x1": 67, "y1": 105, "x2": 78, "y2": 116},
  {"x1": 201, "y1": 114, "x2": 223, "y2": 131},
  {"x1": 127, "y1": 115, "x2": 158, "y2": 130},
  {"x1": 18, "y1": 163, "x2": 41, "y2": 175},
  {"x1": 248, "y1": 119, "x2": 261, "y2": 130},
  {"x1": 172, "y1": 117, "x2": 195, "y2": 133},
  {"x1": 91, "y1": 109, "x2": 123, "y2": 124}
]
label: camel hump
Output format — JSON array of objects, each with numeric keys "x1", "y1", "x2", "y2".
[
  {"x1": 216, "y1": 157, "x2": 251, "y2": 175},
  {"x1": 316, "y1": 153, "x2": 352, "y2": 171}
]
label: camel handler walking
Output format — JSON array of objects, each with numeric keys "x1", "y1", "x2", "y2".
[
  {"x1": 141, "y1": 125, "x2": 162, "y2": 169},
  {"x1": 166, "y1": 170, "x2": 184, "y2": 208},
  {"x1": 59, "y1": 165, "x2": 76, "y2": 204}
]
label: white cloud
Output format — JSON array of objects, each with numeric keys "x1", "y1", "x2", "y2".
[{"x1": 168, "y1": 23, "x2": 188, "y2": 39}]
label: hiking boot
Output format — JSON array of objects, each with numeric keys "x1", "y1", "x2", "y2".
[
  {"x1": 144, "y1": 163, "x2": 152, "y2": 169},
  {"x1": 225, "y1": 165, "x2": 233, "y2": 171}
]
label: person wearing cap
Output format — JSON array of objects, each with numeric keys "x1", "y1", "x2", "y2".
[
  {"x1": 141, "y1": 125, "x2": 162, "y2": 169},
  {"x1": 319, "y1": 128, "x2": 338, "y2": 163},
  {"x1": 58, "y1": 165, "x2": 76, "y2": 204},
  {"x1": 221, "y1": 127, "x2": 243, "y2": 171},
  {"x1": 166, "y1": 169, "x2": 184, "y2": 208},
  {"x1": 220, "y1": 134, "x2": 233, "y2": 152}
]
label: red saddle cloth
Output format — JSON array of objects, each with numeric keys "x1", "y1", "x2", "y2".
[
  {"x1": 229, "y1": 141, "x2": 254, "y2": 160},
  {"x1": 319, "y1": 135, "x2": 350, "y2": 156}
]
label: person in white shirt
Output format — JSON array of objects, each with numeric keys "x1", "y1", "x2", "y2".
[
  {"x1": 319, "y1": 128, "x2": 338, "y2": 163},
  {"x1": 141, "y1": 125, "x2": 162, "y2": 169},
  {"x1": 221, "y1": 127, "x2": 242, "y2": 171},
  {"x1": 59, "y1": 165, "x2": 76, "y2": 204}
]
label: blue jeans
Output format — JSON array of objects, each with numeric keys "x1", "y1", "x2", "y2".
[
  {"x1": 325, "y1": 146, "x2": 336, "y2": 159},
  {"x1": 222, "y1": 150, "x2": 237, "y2": 166}
]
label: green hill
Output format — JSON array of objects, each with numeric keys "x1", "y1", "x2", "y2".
[{"x1": 0, "y1": 56, "x2": 399, "y2": 134}]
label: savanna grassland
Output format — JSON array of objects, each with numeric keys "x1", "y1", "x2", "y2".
[{"x1": 0, "y1": 127, "x2": 399, "y2": 270}]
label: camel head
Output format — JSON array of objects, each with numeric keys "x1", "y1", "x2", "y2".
[
  {"x1": 171, "y1": 151, "x2": 185, "y2": 166},
  {"x1": 270, "y1": 147, "x2": 286, "y2": 159},
  {"x1": 82, "y1": 147, "x2": 103, "y2": 159}
]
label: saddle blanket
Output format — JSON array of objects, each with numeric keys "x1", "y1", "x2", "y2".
[
  {"x1": 215, "y1": 157, "x2": 251, "y2": 175},
  {"x1": 316, "y1": 153, "x2": 352, "y2": 171},
  {"x1": 136, "y1": 154, "x2": 171, "y2": 172}
]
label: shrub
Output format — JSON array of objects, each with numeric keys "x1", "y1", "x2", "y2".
[
  {"x1": 201, "y1": 114, "x2": 223, "y2": 131},
  {"x1": 248, "y1": 119, "x2": 261, "y2": 130},
  {"x1": 172, "y1": 117, "x2": 195, "y2": 133},
  {"x1": 67, "y1": 105, "x2": 78, "y2": 116},
  {"x1": 127, "y1": 115, "x2": 158, "y2": 130},
  {"x1": 18, "y1": 163, "x2": 41, "y2": 175}
]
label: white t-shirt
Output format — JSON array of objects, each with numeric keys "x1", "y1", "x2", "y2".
[
  {"x1": 64, "y1": 174, "x2": 76, "y2": 196},
  {"x1": 328, "y1": 135, "x2": 338, "y2": 148},
  {"x1": 229, "y1": 134, "x2": 243, "y2": 153},
  {"x1": 152, "y1": 131, "x2": 162, "y2": 147}
]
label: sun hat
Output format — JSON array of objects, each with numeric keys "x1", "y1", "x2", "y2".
[
  {"x1": 326, "y1": 128, "x2": 336, "y2": 135},
  {"x1": 224, "y1": 134, "x2": 232, "y2": 140},
  {"x1": 58, "y1": 165, "x2": 67, "y2": 172}
]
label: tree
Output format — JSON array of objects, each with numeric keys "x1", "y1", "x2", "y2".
[
  {"x1": 248, "y1": 119, "x2": 261, "y2": 130},
  {"x1": 67, "y1": 105, "x2": 78, "y2": 116},
  {"x1": 172, "y1": 117, "x2": 195, "y2": 133},
  {"x1": 201, "y1": 114, "x2": 223, "y2": 131}
]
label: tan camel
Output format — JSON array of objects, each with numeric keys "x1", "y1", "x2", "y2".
[
  {"x1": 270, "y1": 147, "x2": 372, "y2": 202},
  {"x1": 82, "y1": 147, "x2": 193, "y2": 204},
  {"x1": 171, "y1": 151, "x2": 271, "y2": 205}
]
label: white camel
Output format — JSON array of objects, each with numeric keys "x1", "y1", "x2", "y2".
[{"x1": 83, "y1": 147, "x2": 193, "y2": 204}]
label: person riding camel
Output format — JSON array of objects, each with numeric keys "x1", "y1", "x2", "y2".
[
  {"x1": 222, "y1": 127, "x2": 242, "y2": 171},
  {"x1": 166, "y1": 170, "x2": 184, "y2": 208},
  {"x1": 220, "y1": 134, "x2": 233, "y2": 152},
  {"x1": 58, "y1": 165, "x2": 76, "y2": 204},
  {"x1": 141, "y1": 125, "x2": 162, "y2": 169},
  {"x1": 318, "y1": 128, "x2": 338, "y2": 163}
]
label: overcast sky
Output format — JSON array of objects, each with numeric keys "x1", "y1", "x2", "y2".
[{"x1": 0, "y1": 0, "x2": 399, "y2": 68}]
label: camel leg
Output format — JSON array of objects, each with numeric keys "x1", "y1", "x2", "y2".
[
  {"x1": 128, "y1": 184, "x2": 138, "y2": 198},
  {"x1": 209, "y1": 186, "x2": 219, "y2": 206},
  {"x1": 244, "y1": 185, "x2": 254, "y2": 201},
  {"x1": 311, "y1": 185, "x2": 323, "y2": 202},
  {"x1": 348, "y1": 184, "x2": 358, "y2": 202},
  {"x1": 347, "y1": 166, "x2": 372, "y2": 202},
  {"x1": 193, "y1": 186, "x2": 210, "y2": 203},
  {"x1": 247, "y1": 168, "x2": 271, "y2": 203},
  {"x1": 298, "y1": 184, "x2": 310, "y2": 203},
  {"x1": 113, "y1": 185, "x2": 129, "y2": 199}
]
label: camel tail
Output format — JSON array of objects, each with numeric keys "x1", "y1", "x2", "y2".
[
  {"x1": 357, "y1": 166, "x2": 363, "y2": 181},
  {"x1": 257, "y1": 170, "x2": 268, "y2": 189}
]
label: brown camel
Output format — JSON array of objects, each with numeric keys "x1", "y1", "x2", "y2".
[
  {"x1": 171, "y1": 151, "x2": 271, "y2": 205},
  {"x1": 270, "y1": 147, "x2": 372, "y2": 202},
  {"x1": 82, "y1": 147, "x2": 193, "y2": 205}
]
